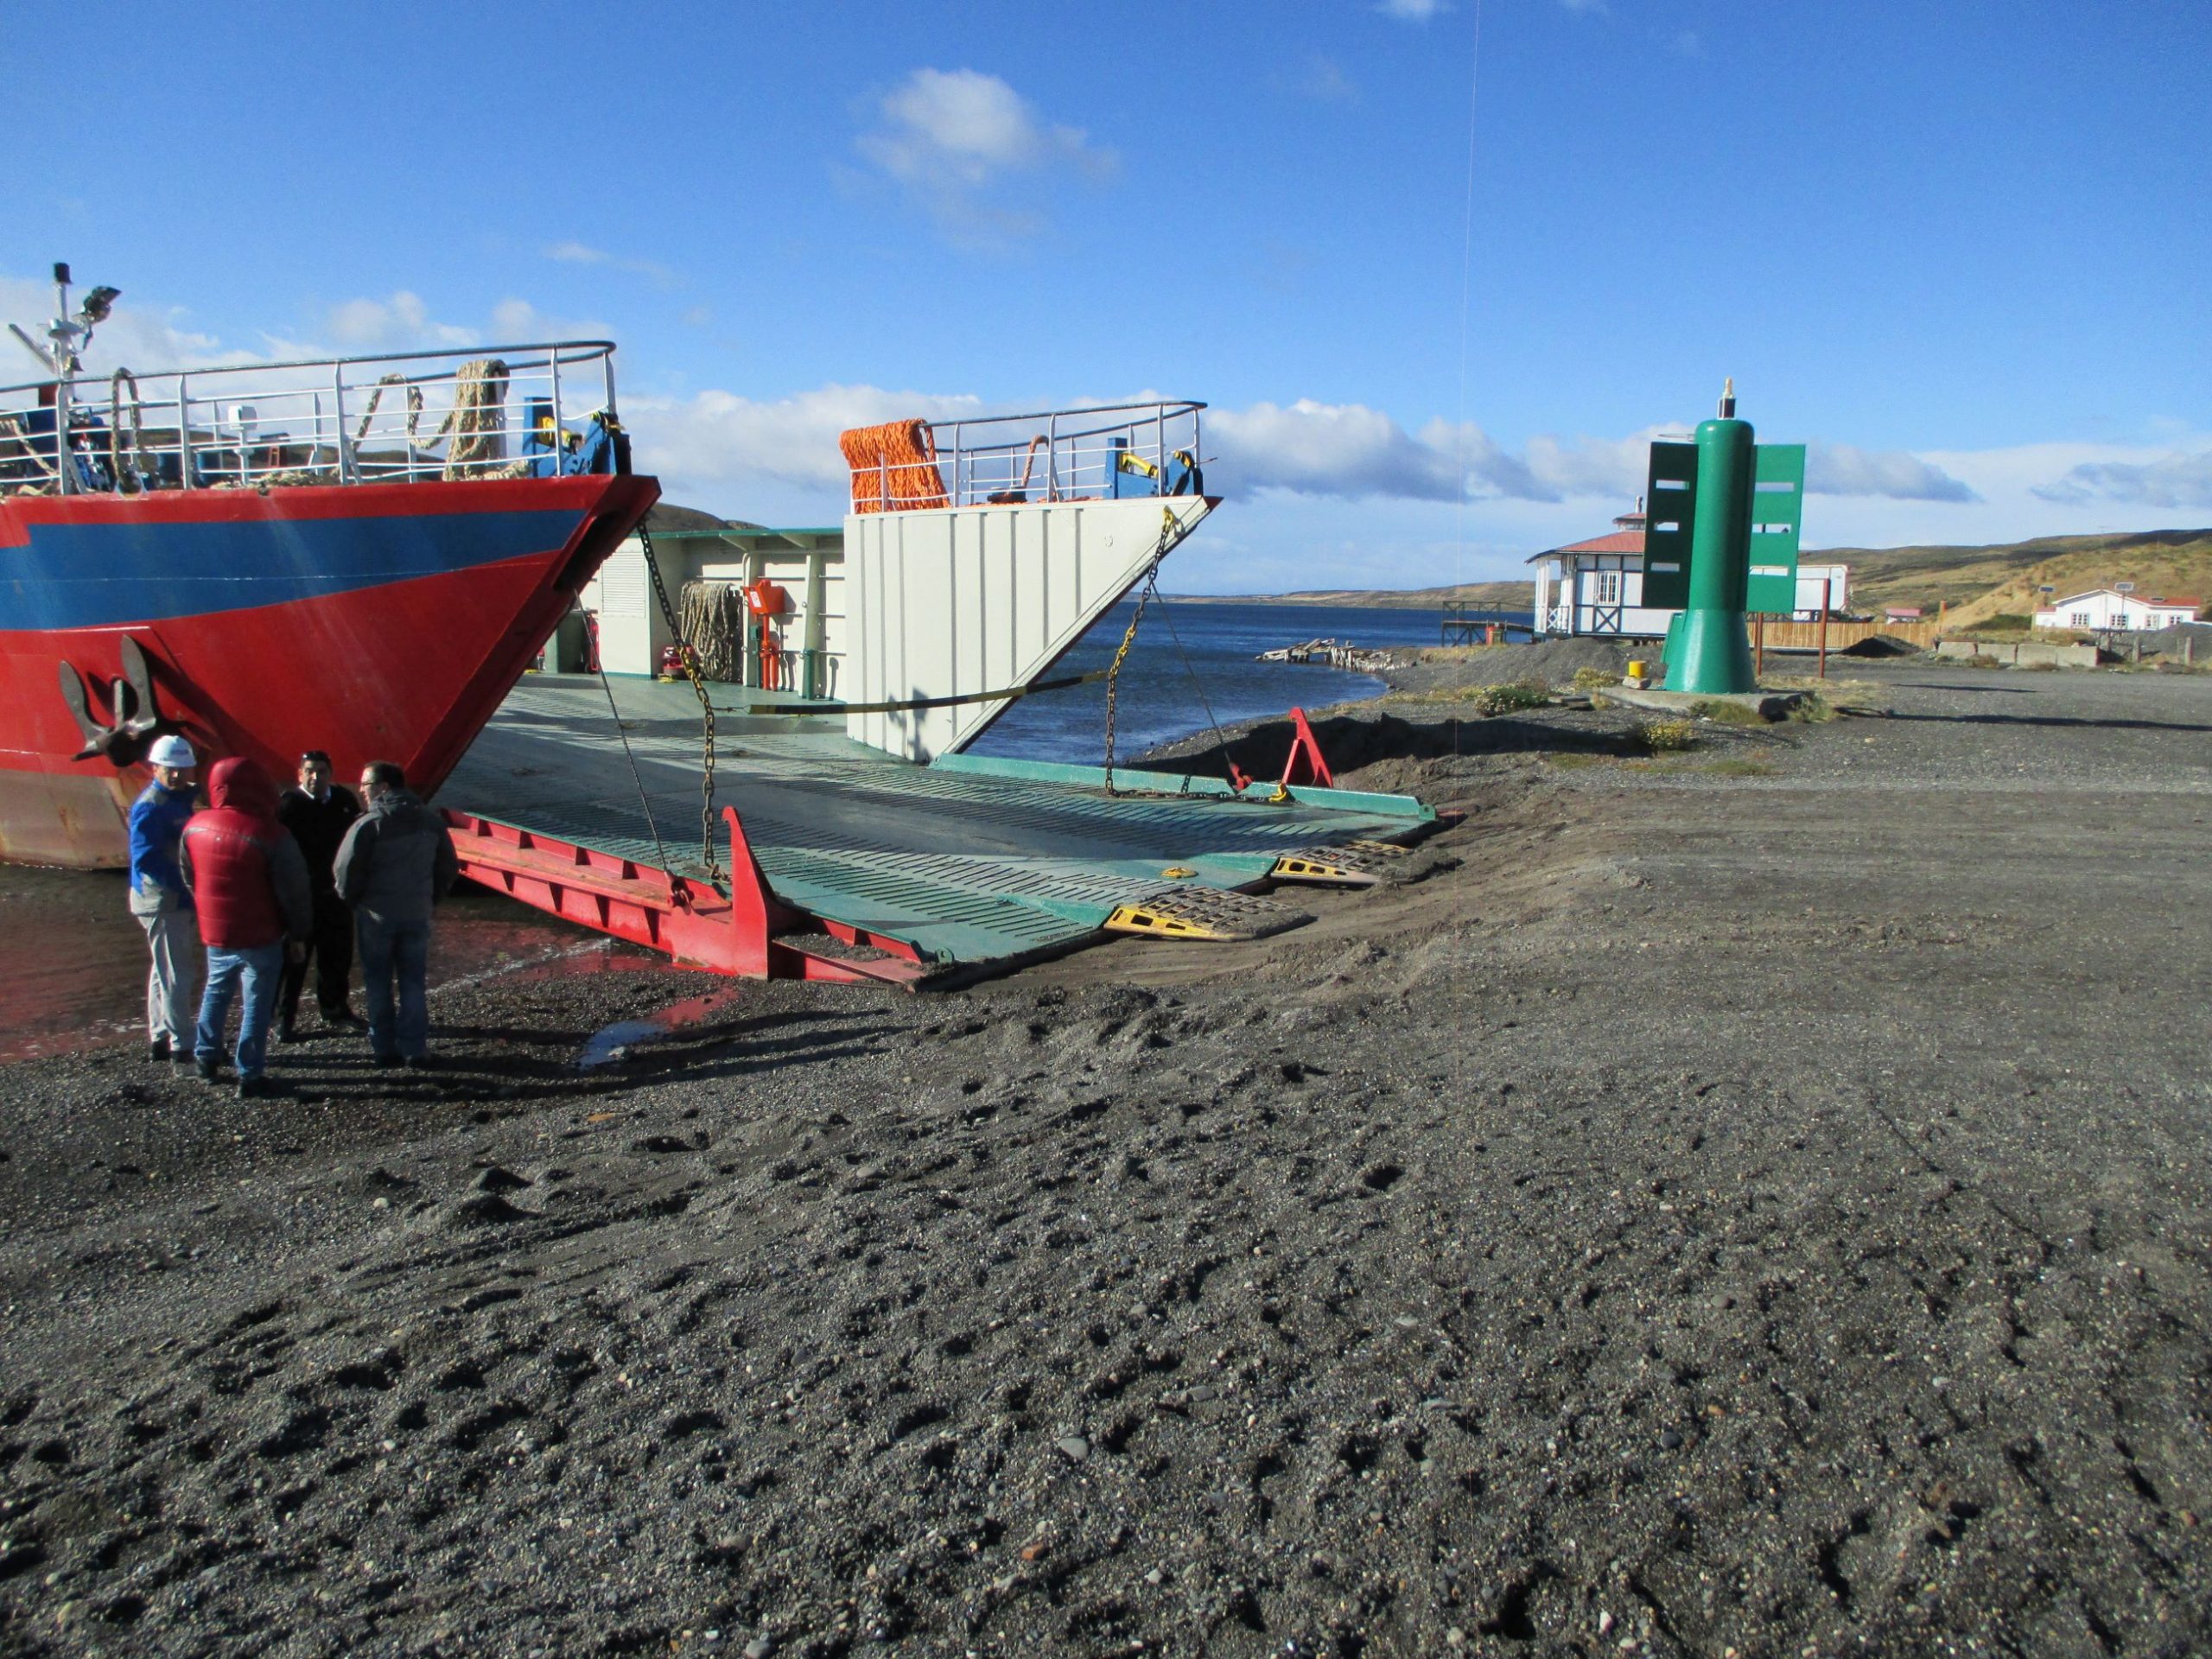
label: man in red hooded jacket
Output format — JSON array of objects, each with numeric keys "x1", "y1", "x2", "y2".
[{"x1": 182, "y1": 757, "x2": 313, "y2": 1098}]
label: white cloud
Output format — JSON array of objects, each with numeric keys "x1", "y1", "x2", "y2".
[
  {"x1": 1211, "y1": 400, "x2": 1464, "y2": 501},
  {"x1": 1522, "y1": 429, "x2": 1661, "y2": 499},
  {"x1": 1807, "y1": 441, "x2": 1979, "y2": 503},
  {"x1": 2033, "y1": 448, "x2": 2212, "y2": 511},
  {"x1": 1378, "y1": 0, "x2": 1452, "y2": 19},
  {"x1": 620, "y1": 383, "x2": 1982, "y2": 522},
  {"x1": 280, "y1": 293, "x2": 606, "y2": 359},
  {"x1": 0, "y1": 273, "x2": 226, "y2": 377},
  {"x1": 1211, "y1": 400, "x2": 1555, "y2": 503},
  {"x1": 1284, "y1": 54, "x2": 1360, "y2": 105},
  {"x1": 856, "y1": 68, "x2": 1115, "y2": 243},
  {"x1": 608, "y1": 377, "x2": 2193, "y2": 588},
  {"x1": 487, "y1": 297, "x2": 613, "y2": 345},
  {"x1": 541, "y1": 240, "x2": 678, "y2": 288},
  {"x1": 627, "y1": 383, "x2": 984, "y2": 503},
  {"x1": 325, "y1": 291, "x2": 476, "y2": 352},
  {"x1": 1208, "y1": 402, "x2": 1974, "y2": 507}
]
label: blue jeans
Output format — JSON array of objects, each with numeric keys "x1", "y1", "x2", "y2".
[
  {"x1": 194, "y1": 942, "x2": 283, "y2": 1078},
  {"x1": 357, "y1": 914, "x2": 432, "y2": 1058}
]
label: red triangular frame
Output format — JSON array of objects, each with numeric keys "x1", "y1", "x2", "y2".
[{"x1": 1279, "y1": 706, "x2": 1335, "y2": 790}]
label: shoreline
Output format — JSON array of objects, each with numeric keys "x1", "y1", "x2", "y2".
[{"x1": 3, "y1": 658, "x2": 2209, "y2": 1654}]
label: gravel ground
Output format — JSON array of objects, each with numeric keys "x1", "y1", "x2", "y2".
[{"x1": 3, "y1": 658, "x2": 2209, "y2": 1657}]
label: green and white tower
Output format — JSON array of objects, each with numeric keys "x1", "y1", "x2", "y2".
[{"x1": 1642, "y1": 382, "x2": 1808, "y2": 696}]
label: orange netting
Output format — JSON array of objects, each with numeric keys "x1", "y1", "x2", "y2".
[{"x1": 840, "y1": 418, "x2": 949, "y2": 512}]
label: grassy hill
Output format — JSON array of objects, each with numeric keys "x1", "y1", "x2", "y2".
[
  {"x1": 1173, "y1": 531, "x2": 2208, "y2": 623},
  {"x1": 658, "y1": 499, "x2": 2206, "y2": 629},
  {"x1": 1166, "y1": 579, "x2": 1535, "y2": 610},
  {"x1": 1815, "y1": 528, "x2": 2212, "y2": 625}
]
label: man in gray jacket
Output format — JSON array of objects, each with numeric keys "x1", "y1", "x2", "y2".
[{"x1": 334, "y1": 760, "x2": 460, "y2": 1069}]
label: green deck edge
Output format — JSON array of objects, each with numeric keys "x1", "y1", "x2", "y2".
[
  {"x1": 929, "y1": 751, "x2": 1436, "y2": 820},
  {"x1": 451, "y1": 677, "x2": 1437, "y2": 967}
]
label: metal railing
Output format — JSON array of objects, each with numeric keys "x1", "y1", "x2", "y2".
[
  {"x1": 0, "y1": 340, "x2": 620, "y2": 496},
  {"x1": 849, "y1": 399, "x2": 1206, "y2": 512}
]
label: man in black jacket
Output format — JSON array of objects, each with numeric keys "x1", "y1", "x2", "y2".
[
  {"x1": 334, "y1": 760, "x2": 459, "y2": 1069},
  {"x1": 275, "y1": 750, "x2": 362, "y2": 1041}
]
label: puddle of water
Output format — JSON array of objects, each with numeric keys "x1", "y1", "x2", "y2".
[
  {"x1": 579, "y1": 986, "x2": 749, "y2": 1069},
  {"x1": 0, "y1": 868, "x2": 662, "y2": 1063}
]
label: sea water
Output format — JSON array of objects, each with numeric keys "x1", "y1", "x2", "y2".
[{"x1": 972, "y1": 599, "x2": 1520, "y2": 763}]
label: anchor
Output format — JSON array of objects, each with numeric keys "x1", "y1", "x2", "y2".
[{"x1": 57, "y1": 635, "x2": 179, "y2": 766}]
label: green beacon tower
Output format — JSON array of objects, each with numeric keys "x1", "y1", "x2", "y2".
[{"x1": 1643, "y1": 381, "x2": 1808, "y2": 696}]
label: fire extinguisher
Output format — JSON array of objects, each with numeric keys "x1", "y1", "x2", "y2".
[{"x1": 746, "y1": 580, "x2": 788, "y2": 690}]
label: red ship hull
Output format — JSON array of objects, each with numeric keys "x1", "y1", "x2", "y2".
[{"x1": 0, "y1": 474, "x2": 658, "y2": 868}]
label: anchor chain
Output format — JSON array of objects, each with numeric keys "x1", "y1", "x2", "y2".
[
  {"x1": 639, "y1": 522, "x2": 725, "y2": 885},
  {"x1": 1101, "y1": 507, "x2": 1179, "y2": 798}
]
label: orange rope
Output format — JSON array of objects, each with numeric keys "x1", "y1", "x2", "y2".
[{"x1": 839, "y1": 418, "x2": 949, "y2": 512}]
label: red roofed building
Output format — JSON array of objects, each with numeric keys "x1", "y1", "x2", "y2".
[{"x1": 1529, "y1": 505, "x2": 1850, "y2": 638}]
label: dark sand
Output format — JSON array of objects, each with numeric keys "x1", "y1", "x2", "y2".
[{"x1": 3, "y1": 658, "x2": 2210, "y2": 1656}]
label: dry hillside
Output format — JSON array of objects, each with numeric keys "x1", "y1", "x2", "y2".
[
  {"x1": 1816, "y1": 527, "x2": 2212, "y2": 625},
  {"x1": 1167, "y1": 579, "x2": 1535, "y2": 610},
  {"x1": 1179, "y1": 531, "x2": 2207, "y2": 623}
]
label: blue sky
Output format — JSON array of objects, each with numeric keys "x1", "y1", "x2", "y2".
[{"x1": 7, "y1": 0, "x2": 2209, "y2": 591}]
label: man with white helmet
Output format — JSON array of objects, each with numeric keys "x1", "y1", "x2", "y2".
[{"x1": 128, "y1": 734, "x2": 201, "y2": 1062}]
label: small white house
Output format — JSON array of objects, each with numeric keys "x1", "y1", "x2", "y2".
[
  {"x1": 1530, "y1": 509, "x2": 1849, "y2": 638},
  {"x1": 2031, "y1": 588, "x2": 2201, "y2": 631}
]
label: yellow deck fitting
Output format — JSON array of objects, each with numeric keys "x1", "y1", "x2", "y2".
[
  {"x1": 1104, "y1": 884, "x2": 1311, "y2": 943},
  {"x1": 1269, "y1": 838, "x2": 1414, "y2": 887}
]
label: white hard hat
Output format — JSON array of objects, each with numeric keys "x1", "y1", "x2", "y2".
[{"x1": 148, "y1": 734, "x2": 197, "y2": 769}]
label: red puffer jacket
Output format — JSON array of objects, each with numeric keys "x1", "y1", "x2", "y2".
[{"x1": 182, "y1": 758, "x2": 314, "y2": 950}]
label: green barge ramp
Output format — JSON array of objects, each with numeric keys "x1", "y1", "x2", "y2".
[{"x1": 441, "y1": 675, "x2": 1437, "y2": 984}]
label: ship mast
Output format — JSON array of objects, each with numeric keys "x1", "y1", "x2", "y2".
[{"x1": 7, "y1": 263, "x2": 120, "y2": 497}]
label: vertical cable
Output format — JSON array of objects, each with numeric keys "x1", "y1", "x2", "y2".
[{"x1": 1453, "y1": 0, "x2": 1487, "y2": 1100}]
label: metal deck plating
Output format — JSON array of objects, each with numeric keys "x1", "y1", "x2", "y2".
[{"x1": 443, "y1": 675, "x2": 1435, "y2": 980}]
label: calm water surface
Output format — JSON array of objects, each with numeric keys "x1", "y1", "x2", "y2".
[{"x1": 972, "y1": 598, "x2": 1499, "y2": 760}]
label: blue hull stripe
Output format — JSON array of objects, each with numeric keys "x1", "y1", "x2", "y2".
[{"x1": 0, "y1": 508, "x2": 583, "y2": 631}]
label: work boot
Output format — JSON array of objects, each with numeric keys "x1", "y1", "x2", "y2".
[
  {"x1": 238, "y1": 1074, "x2": 283, "y2": 1101},
  {"x1": 402, "y1": 1054, "x2": 432, "y2": 1072},
  {"x1": 372, "y1": 1051, "x2": 403, "y2": 1069},
  {"x1": 325, "y1": 1006, "x2": 364, "y2": 1028},
  {"x1": 276, "y1": 1020, "x2": 302, "y2": 1046},
  {"x1": 195, "y1": 1056, "x2": 220, "y2": 1084},
  {"x1": 149, "y1": 1034, "x2": 170, "y2": 1063}
]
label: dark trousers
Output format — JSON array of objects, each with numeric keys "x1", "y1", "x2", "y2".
[
  {"x1": 357, "y1": 913, "x2": 432, "y2": 1059},
  {"x1": 278, "y1": 893, "x2": 353, "y2": 1027}
]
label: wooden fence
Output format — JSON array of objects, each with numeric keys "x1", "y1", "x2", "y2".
[{"x1": 1751, "y1": 617, "x2": 1943, "y2": 652}]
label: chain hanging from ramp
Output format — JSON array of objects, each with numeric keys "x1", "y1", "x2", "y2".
[
  {"x1": 639, "y1": 521, "x2": 725, "y2": 886},
  {"x1": 1104, "y1": 883, "x2": 1311, "y2": 943},
  {"x1": 1102, "y1": 505, "x2": 1243, "y2": 799},
  {"x1": 1099, "y1": 524, "x2": 1168, "y2": 798}
]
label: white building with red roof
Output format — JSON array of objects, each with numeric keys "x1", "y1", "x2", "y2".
[
  {"x1": 1529, "y1": 507, "x2": 1850, "y2": 638},
  {"x1": 2031, "y1": 588, "x2": 2202, "y2": 631}
]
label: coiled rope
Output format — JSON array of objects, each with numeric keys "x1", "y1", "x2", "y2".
[
  {"x1": 107, "y1": 369, "x2": 154, "y2": 493},
  {"x1": 353, "y1": 372, "x2": 425, "y2": 445}
]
